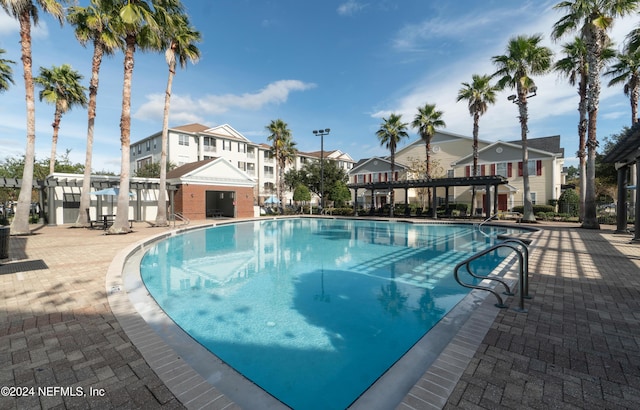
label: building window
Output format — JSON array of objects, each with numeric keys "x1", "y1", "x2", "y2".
[
  {"x1": 247, "y1": 163, "x2": 255, "y2": 176},
  {"x1": 145, "y1": 140, "x2": 151, "y2": 151},
  {"x1": 496, "y1": 162, "x2": 507, "y2": 177},
  {"x1": 153, "y1": 138, "x2": 157, "y2": 150},
  {"x1": 178, "y1": 134, "x2": 189, "y2": 146},
  {"x1": 447, "y1": 169, "x2": 454, "y2": 178},
  {"x1": 264, "y1": 151, "x2": 274, "y2": 163},
  {"x1": 247, "y1": 147, "x2": 255, "y2": 159},
  {"x1": 238, "y1": 161, "x2": 246, "y2": 171},
  {"x1": 264, "y1": 166, "x2": 274, "y2": 178},
  {"x1": 530, "y1": 192, "x2": 537, "y2": 205},
  {"x1": 137, "y1": 145, "x2": 141, "y2": 154},
  {"x1": 136, "y1": 157, "x2": 152, "y2": 170},
  {"x1": 203, "y1": 137, "x2": 216, "y2": 152},
  {"x1": 238, "y1": 143, "x2": 246, "y2": 153},
  {"x1": 357, "y1": 174, "x2": 364, "y2": 183},
  {"x1": 223, "y1": 140, "x2": 232, "y2": 151}
]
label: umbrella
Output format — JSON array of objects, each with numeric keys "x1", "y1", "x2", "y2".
[
  {"x1": 91, "y1": 187, "x2": 134, "y2": 197},
  {"x1": 91, "y1": 188, "x2": 134, "y2": 215},
  {"x1": 264, "y1": 195, "x2": 279, "y2": 205}
]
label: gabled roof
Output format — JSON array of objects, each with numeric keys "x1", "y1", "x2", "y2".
[
  {"x1": 167, "y1": 158, "x2": 255, "y2": 187},
  {"x1": 172, "y1": 123, "x2": 210, "y2": 134},
  {"x1": 167, "y1": 158, "x2": 217, "y2": 179},
  {"x1": 201, "y1": 124, "x2": 250, "y2": 142},
  {"x1": 299, "y1": 149, "x2": 355, "y2": 162},
  {"x1": 451, "y1": 138, "x2": 562, "y2": 167},
  {"x1": 350, "y1": 156, "x2": 407, "y2": 174},
  {"x1": 396, "y1": 129, "x2": 491, "y2": 157},
  {"x1": 508, "y1": 135, "x2": 564, "y2": 157}
]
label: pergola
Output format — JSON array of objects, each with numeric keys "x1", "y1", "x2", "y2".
[
  {"x1": 601, "y1": 126, "x2": 640, "y2": 241},
  {"x1": 347, "y1": 175, "x2": 509, "y2": 217},
  {"x1": 0, "y1": 176, "x2": 168, "y2": 226}
]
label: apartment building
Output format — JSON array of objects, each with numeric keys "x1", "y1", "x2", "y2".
[
  {"x1": 130, "y1": 123, "x2": 355, "y2": 206},
  {"x1": 349, "y1": 130, "x2": 565, "y2": 213}
]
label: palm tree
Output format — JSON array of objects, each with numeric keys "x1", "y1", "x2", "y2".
[
  {"x1": 0, "y1": 0, "x2": 66, "y2": 235},
  {"x1": 411, "y1": 103, "x2": 445, "y2": 215},
  {"x1": 0, "y1": 48, "x2": 15, "y2": 92},
  {"x1": 376, "y1": 113, "x2": 409, "y2": 217},
  {"x1": 492, "y1": 34, "x2": 553, "y2": 223},
  {"x1": 605, "y1": 46, "x2": 640, "y2": 125},
  {"x1": 555, "y1": 37, "x2": 615, "y2": 221},
  {"x1": 457, "y1": 74, "x2": 498, "y2": 214},
  {"x1": 155, "y1": 13, "x2": 200, "y2": 226},
  {"x1": 109, "y1": 0, "x2": 178, "y2": 234},
  {"x1": 266, "y1": 119, "x2": 296, "y2": 211},
  {"x1": 68, "y1": 0, "x2": 123, "y2": 227},
  {"x1": 34, "y1": 64, "x2": 88, "y2": 175},
  {"x1": 552, "y1": 0, "x2": 640, "y2": 229}
]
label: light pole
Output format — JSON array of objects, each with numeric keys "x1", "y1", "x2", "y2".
[{"x1": 313, "y1": 128, "x2": 330, "y2": 210}]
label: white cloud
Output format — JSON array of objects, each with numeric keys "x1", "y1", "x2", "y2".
[
  {"x1": 337, "y1": 1, "x2": 367, "y2": 16},
  {"x1": 0, "y1": 10, "x2": 49, "y2": 39},
  {"x1": 134, "y1": 80, "x2": 316, "y2": 122},
  {"x1": 375, "y1": 4, "x2": 640, "y2": 145}
]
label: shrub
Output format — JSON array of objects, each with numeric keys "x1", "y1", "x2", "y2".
[
  {"x1": 512, "y1": 204, "x2": 554, "y2": 214},
  {"x1": 558, "y1": 188, "x2": 579, "y2": 217}
]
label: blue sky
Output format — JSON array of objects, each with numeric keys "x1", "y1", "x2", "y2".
[{"x1": 1, "y1": 0, "x2": 638, "y2": 173}]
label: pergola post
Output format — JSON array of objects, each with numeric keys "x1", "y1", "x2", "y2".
[
  {"x1": 484, "y1": 183, "x2": 491, "y2": 217},
  {"x1": 354, "y1": 188, "x2": 359, "y2": 216},
  {"x1": 634, "y1": 159, "x2": 640, "y2": 242},
  {"x1": 404, "y1": 187, "x2": 410, "y2": 216}
]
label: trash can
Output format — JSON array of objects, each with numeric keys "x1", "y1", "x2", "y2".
[{"x1": 0, "y1": 226, "x2": 9, "y2": 259}]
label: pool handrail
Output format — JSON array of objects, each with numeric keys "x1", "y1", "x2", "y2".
[{"x1": 453, "y1": 238, "x2": 530, "y2": 312}]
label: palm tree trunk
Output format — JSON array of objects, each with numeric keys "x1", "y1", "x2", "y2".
[
  {"x1": 425, "y1": 142, "x2": 431, "y2": 211},
  {"x1": 471, "y1": 112, "x2": 479, "y2": 215},
  {"x1": 156, "y1": 60, "x2": 175, "y2": 226},
  {"x1": 11, "y1": 12, "x2": 36, "y2": 235},
  {"x1": 578, "y1": 77, "x2": 587, "y2": 222},
  {"x1": 75, "y1": 41, "x2": 104, "y2": 227},
  {"x1": 631, "y1": 81, "x2": 639, "y2": 124},
  {"x1": 109, "y1": 36, "x2": 135, "y2": 234},
  {"x1": 581, "y1": 26, "x2": 603, "y2": 229},
  {"x1": 49, "y1": 109, "x2": 62, "y2": 175},
  {"x1": 519, "y1": 97, "x2": 535, "y2": 223},
  {"x1": 390, "y1": 154, "x2": 395, "y2": 217}
]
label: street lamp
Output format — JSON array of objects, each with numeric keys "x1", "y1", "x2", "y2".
[
  {"x1": 507, "y1": 86, "x2": 537, "y2": 103},
  {"x1": 313, "y1": 128, "x2": 330, "y2": 210}
]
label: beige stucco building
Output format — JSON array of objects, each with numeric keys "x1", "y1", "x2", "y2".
[{"x1": 349, "y1": 130, "x2": 565, "y2": 214}]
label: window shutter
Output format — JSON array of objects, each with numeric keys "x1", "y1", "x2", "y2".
[
  {"x1": 536, "y1": 160, "x2": 542, "y2": 176},
  {"x1": 518, "y1": 162, "x2": 523, "y2": 176},
  {"x1": 508, "y1": 162, "x2": 513, "y2": 177},
  {"x1": 465, "y1": 166, "x2": 470, "y2": 177},
  {"x1": 481, "y1": 165, "x2": 486, "y2": 176},
  {"x1": 491, "y1": 164, "x2": 496, "y2": 175},
  {"x1": 394, "y1": 171, "x2": 398, "y2": 181}
]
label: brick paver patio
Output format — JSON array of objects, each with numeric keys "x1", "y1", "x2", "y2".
[{"x1": 0, "y1": 220, "x2": 638, "y2": 409}]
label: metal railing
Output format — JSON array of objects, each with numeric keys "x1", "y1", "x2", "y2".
[
  {"x1": 453, "y1": 238, "x2": 531, "y2": 312},
  {"x1": 170, "y1": 212, "x2": 190, "y2": 228}
]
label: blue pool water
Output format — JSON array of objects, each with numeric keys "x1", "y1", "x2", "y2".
[{"x1": 140, "y1": 218, "x2": 521, "y2": 409}]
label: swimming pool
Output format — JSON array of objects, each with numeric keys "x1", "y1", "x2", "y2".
[{"x1": 139, "y1": 218, "x2": 524, "y2": 409}]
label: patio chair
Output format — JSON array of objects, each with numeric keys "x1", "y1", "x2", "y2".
[{"x1": 85, "y1": 208, "x2": 100, "y2": 229}]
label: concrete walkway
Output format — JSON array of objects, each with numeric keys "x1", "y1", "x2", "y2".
[{"x1": 0, "y1": 221, "x2": 639, "y2": 409}]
